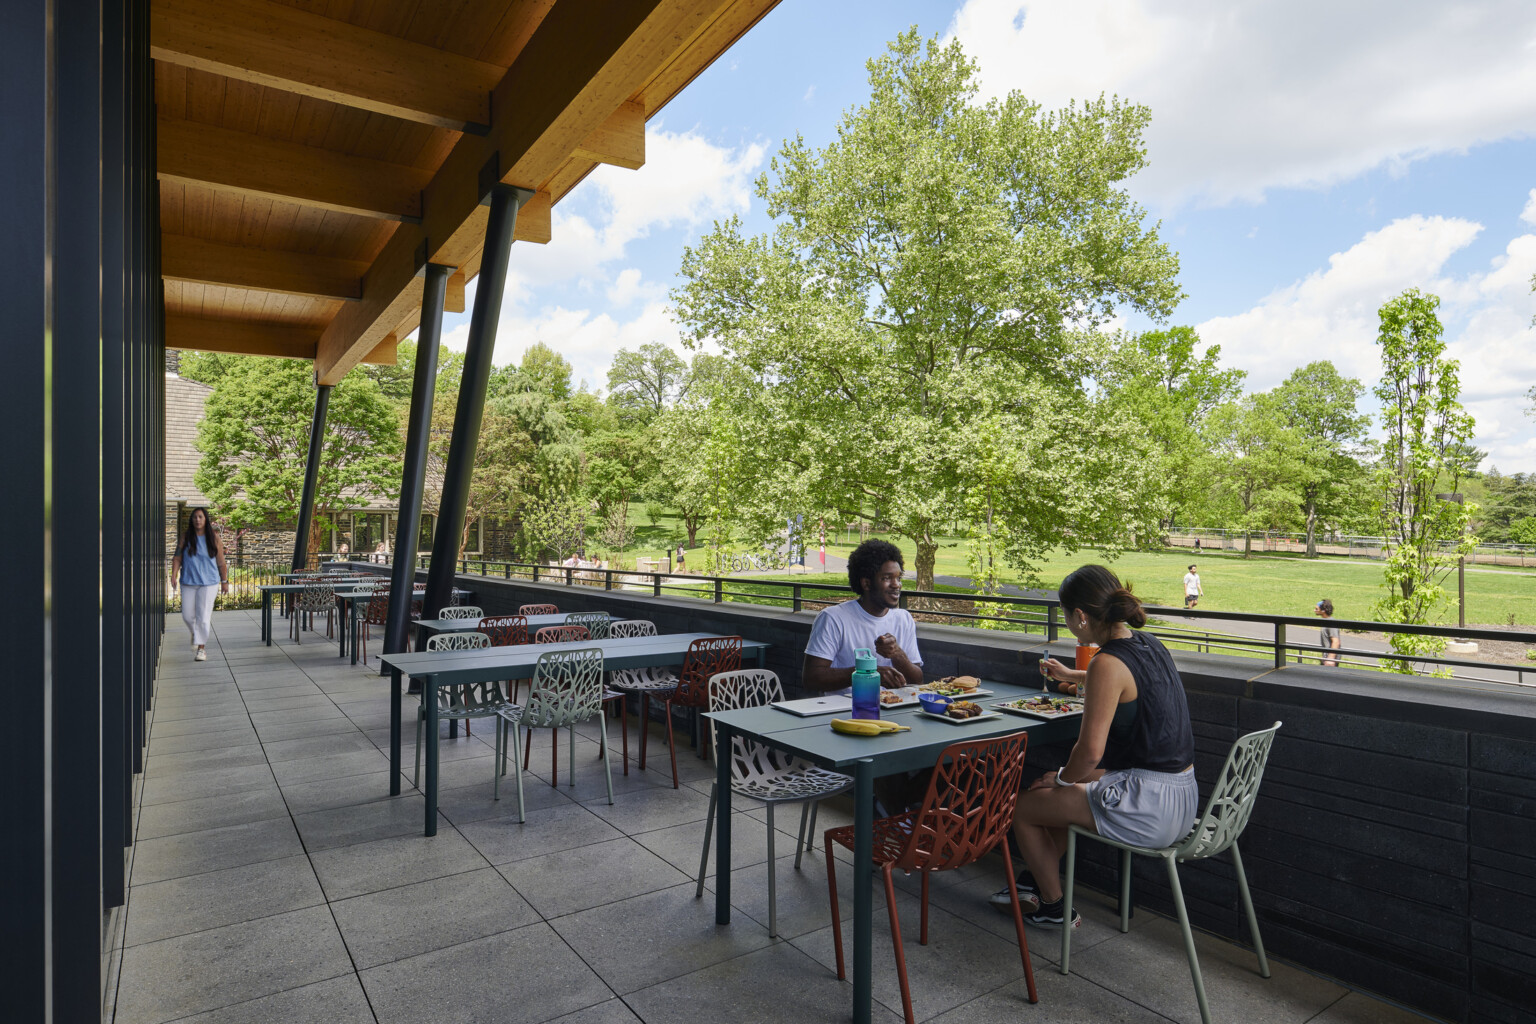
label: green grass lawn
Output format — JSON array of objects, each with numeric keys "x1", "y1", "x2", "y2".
[{"x1": 583, "y1": 514, "x2": 1535, "y2": 628}]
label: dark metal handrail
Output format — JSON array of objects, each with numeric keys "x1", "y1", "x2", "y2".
[{"x1": 381, "y1": 556, "x2": 1534, "y2": 687}]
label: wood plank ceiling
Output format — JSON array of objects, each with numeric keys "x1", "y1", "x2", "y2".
[{"x1": 154, "y1": 0, "x2": 780, "y2": 384}]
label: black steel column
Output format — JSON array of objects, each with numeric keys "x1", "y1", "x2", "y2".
[
  {"x1": 53, "y1": 0, "x2": 104, "y2": 1015},
  {"x1": 423, "y1": 184, "x2": 532, "y2": 616},
  {"x1": 291, "y1": 385, "x2": 333, "y2": 572},
  {"x1": 100, "y1": 0, "x2": 128, "y2": 910},
  {"x1": 384, "y1": 264, "x2": 453, "y2": 663}
]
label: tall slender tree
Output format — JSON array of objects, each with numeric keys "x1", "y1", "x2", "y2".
[{"x1": 1270, "y1": 361, "x2": 1371, "y2": 556}]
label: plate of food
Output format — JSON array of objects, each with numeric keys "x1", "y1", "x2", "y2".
[
  {"x1": 879, "y1": 688, "x2": 921, "y2": 709},
  {"x1": 918, "y1": 675, "x2": 994, "y2": 698},
  {"x1": 995, "y1": 695, "x2": 1085, "y2": 720},
  {"x1": 917, "y1": 699, "x2": 1003, "y2": 725}
]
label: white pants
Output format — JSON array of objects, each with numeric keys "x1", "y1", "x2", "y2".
[{"x1": 181, "y1": 584, "x2": 218, "y2": 647}]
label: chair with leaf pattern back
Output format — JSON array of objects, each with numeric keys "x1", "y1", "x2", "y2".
[
  {"x1": 493, "y1": 647, "x2": 611, "y2": 820},
  {"x1": 519, "y1": 624, "x2": 594, "y2": 780},
  {"x1": 603, "y1": 620, "x2": 661, "y2": 769},
  {"x1": 657, "y1": 636, "x2": 741, "y2": 789},
  {"x1": 477, "y1": 614, "x2": 529, "y2": 701},
  {"x1": 825, "y1": 732, "x2": 1038, "y2": 1024},
  {"x1": 696, "y1": 670, "x2": 852, "y2": 937},
  {"x1": 1060, "y1": 722, "x2": 1282, "y2": 1024},
  {"x1": 411, "y1": 632, "x2": 514, "y2": 787},
  {"x1": 564, "y1": 610, "x2": 610, "y2": 639},
  {"x1": 439, "y1": 605, "x2": 484, "y2": 620},
  {"x1": 533, "y1": 624, "x2": 590, "y2": 645},
  {"x1": 520, "y1": 603, "x2": 559, "y2": 615},
  {"x1": 289, "y1": 582, "x2": 335, "y2": 643},
  {"x1": 357, "y1": 591, "x2": 392, "y2": 664}
]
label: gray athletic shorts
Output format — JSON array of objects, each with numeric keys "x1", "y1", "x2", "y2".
[{"x1": 1086, "y1": 767, "x2": 1199, "y2": 849}]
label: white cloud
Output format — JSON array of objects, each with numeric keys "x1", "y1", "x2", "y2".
[
  {"x1": 803, "y1": 84, "x2": 816, "y2": 102},
  {"x1": 1197, "y1": 208, "x2": 1536, "y2": 470},
  {"x1": 492, "y1": 301, "x2": 684, "y2": 396},
  {"x1": 1521, "y1": 188, "x2": 1536, "y2": 225},
  {"x1": 949, "y1": 0, "x2": 1536, "y2": 207}
]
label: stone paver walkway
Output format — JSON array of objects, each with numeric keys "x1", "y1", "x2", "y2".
[{"x1": 108, "y1": 609, "x2": 1436, "y2": 1024}]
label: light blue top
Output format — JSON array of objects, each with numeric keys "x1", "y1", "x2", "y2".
[{"x1": 180, "y1": 535, "x2": 221, "y2": 587}]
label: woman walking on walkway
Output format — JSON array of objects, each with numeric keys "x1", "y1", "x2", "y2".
[
  {"x1": 171, "y1": 507, "x2": 229, "y2": 661},
  {"x1": 991, "y1": 564, "x2": 1195, "y2": 927}
]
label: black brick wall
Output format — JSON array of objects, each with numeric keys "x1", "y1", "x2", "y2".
[{"x1": 345, "y1": 566, "x2": 1535, "y2": 1022}]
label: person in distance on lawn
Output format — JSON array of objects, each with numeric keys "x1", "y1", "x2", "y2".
[
  {"x1": 1315, "y1": 599, "x2": 1341, "y2": 667},
  {"x1": 801, "y1": 539, "x2": 923, "y2": 693}
]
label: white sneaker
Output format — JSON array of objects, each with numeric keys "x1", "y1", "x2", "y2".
[{"x1": 194, "y1": 649, "x2": 207, "y2": 661}]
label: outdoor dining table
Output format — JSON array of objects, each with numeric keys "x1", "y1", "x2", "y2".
[
  {"x1": 706, "y1": 681, "x2": 1081, "y2": 1024},
  {"x1": 253, "y1": 583, "x2": 470, "y2": 656},
  {"x1": 409, "y1": 612, "x2": 626, "y2": 652},
  {"x1": 337, "y1": 586, "x2": 472, "y2": 664},
  {"x1": 380, "y1": 632, "x2": 770, "y2": 836}
]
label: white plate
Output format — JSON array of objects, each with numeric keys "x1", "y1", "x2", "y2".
[
  {"x1": 994, "y1": 697, "x2": 1085, "y2": 720},
  {"x1": 916, "y1": 709, "x2": 1004, "y2": 725}
]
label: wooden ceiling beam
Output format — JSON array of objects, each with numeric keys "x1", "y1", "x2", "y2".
[
  {"x1": 166, "y1": 316, "x2": 319, "y2": 360},
  {"x1": 315, "y1": 0, "x2": 737, "y2": 385},
  {"x1": 151, "y1": 0, "x2": 501, "y2": 132},
  {"x1": 572, "y1": 101, "x2": 645, "y2": 170},
  {"x1": 162, "y1": 235, "x2": 366, "y2": 301},
  {"x1": 157, "y1": 117, "x2": 430, "y2": 221}
]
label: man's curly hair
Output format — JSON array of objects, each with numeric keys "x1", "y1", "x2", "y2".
[{"x1": 847, "y1": 539, "x2": 904, "y2": 595}]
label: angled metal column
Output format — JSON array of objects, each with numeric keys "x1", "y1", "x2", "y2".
[
  {"x1": 291, "y1": 385, "x2": 333, "y2": 572},
  {"x1": 383, "y1": 263, "x2": 453, "y2": 666},
  {"x1": 423, "y1": 183, "x2": 533, "y2": 616}
]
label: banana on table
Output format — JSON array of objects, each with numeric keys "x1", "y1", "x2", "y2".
[{"x1": 830, "y1": 718, "x2": 911, "y2": 736}]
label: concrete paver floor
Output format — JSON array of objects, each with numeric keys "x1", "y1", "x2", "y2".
[{"x1": 108, "y1": 610, "x2": 1438, "y2": 1024}]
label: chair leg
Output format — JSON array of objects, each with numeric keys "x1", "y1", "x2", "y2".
[
  {"x1": 1120, "y1": 848, "x2": 1133, "y2": 933},
  {"x1": 597, "y1": 717, "x2": 613, "y2": 805},
  {"x1": 492, "y1": 716, "x2": 502, "y2": 800},
  {"x1": 413, "y1": 712, "x2": 424, "y2": 788},
  {"x1": 920, "y1": 870, "x2": 929, "y2": 945},
  {"x1": 619, "y1": 701, "x2": 628, "y2": 776},
  {"x1": 766, "y1": 803, "x2": 777, "y2": 939},
  {"x1": 551, "y1": 727, "x2": 559, "y2": 787},
  {"x1": 509, "y1": 721, "x2": 526, "y2": 823},
  {"x1": 1230, "y1": 842, "x2": 1270, "y2": 977},
  {"x1": 884, "y1": 864, "x2": 915, "y2": 1024},
  {"x1": 664, "y1": 700, "x2": 680, "y2": 789},
  {"x1": 804, "y1": 801, "x2": 819, "y2": 855},
  {"x1": 1165, "y1": 853, "x2": 1213, "y2": 1024},
  {"x1": 1061, "y1": 828, "x2": 1077, "y2": 975},
  {"x1": 1000, "y1": 844, "x2": 1039, "y2": 1003},
  {"x1": 567, "y1": 724, "x2": 576, "y2": 788},
  {"x1": 638, "y1": 693, "x2": 650, "y2": 770},
  {"x1": 696, "y1": 783, "x2": 717, "y2": 898},
  {"x1": 523, "y1": 725, "x2": 532, "y2": 771},
  {"x1": 824, "y1": 835, "x2": 846, "y2": 981},
  {"x1": 794, "y1": 802, "x2": 811, "y2": 871}
]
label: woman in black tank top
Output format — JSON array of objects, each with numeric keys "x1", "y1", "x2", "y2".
[{"x1": 989, "y1": 566, "x2": 1197, "y2": 929}]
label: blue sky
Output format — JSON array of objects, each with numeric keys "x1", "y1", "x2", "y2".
[{"x1": 441, "y1": 0, "x2": 1536, "y2": 472}]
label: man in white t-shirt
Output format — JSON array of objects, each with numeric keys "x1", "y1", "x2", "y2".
[
  {"x1": 1183, "y1": 565, "x2": 1203, "y2": 609},
  {"x1": 802, "y1": 539, "x2": 923, "y2": 692}
]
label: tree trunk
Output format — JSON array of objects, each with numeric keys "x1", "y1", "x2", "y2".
[
  {"x1": 1304, "y1": 501, "x2": 1318, "y2": 558},
  {"x1": 914, "y1": 536, "x2": 938, "y2": 592},
  {"x1": 685, "y1": 518, "x2": 699, "y2": 547},
  {"x1": 1243, "y1": 531, "x2": 1252, "y2": 559}
]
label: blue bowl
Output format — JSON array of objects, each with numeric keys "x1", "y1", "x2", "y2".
[{"x1": 918, "y1": 692, "x2": 952, "y2": 715}]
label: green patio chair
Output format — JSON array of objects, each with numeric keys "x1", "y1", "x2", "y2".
[
  {"x1": 1061, "y1": 721, "x2": 1282, "y2": 1024},
  {"x1": 493, "y1": 647, "x2": 610, "y2": 821},
  {"x1": 564, "y1": 610, "x2": 611, "y2": 639},
  {"x1": 412, "y1": 632, "x2": 513, "y2": 787}
]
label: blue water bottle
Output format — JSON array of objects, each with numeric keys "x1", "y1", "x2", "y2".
[{"x1": 850, "y1": 648, "x2": 881, "y2": 720}]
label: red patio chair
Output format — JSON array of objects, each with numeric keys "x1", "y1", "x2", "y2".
[
  {"x1": 532, "y1": 624, "x2": 590, "y2": 644},
  {"x1": 823, "y1": 732, "x2": 1038, "y2": 1024},
  {"x1": 520, "y1": 603, "x2": 559, "y2": 615},
  {"x1": 657, "y1": 636, "x2": 741, "y2": 789}
]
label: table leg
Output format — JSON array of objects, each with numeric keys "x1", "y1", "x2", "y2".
[
  {"x1": 389, "y1": 668, "x2": 402, "y2": 797},
  {"x1": 853, "y1": 758, "x2": 875, "y2": 1024},
  {"x1": 424, "y1": 679, "x2": 439, "y2": 836},
  {"x1": 350, "y1": 600, "x2": 360, "y2": 666},
  {"x1": 337, "y1": 595, "x2": 347, "y2": 658},
  {"x1": 262, "y1": 593, "x2": 271, "y2": 646},
  {"x1": 713, "y1": 722, "x2": 732, "y2": 925}
]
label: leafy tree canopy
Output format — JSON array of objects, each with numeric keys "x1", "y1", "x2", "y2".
[{"x1": 672, "y1": 29, "x2": 1182, "y2": 588}]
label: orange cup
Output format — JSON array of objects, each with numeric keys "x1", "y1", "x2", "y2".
[{"x1": 1074, "y1": 644, "x2": 1100, "y2": 671}]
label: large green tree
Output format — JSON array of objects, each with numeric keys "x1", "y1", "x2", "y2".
[
  {"x1": 671, "y1": 31, "x2": 1181, "y2": 588},
  {"x1": 1371, "y1": 288, "x2": 1477, "y2": 671},
  {"x1": 1203, "y1": 394, "x2": 1303, "y2": 558},
  {"x1": 606, "y1": 342, "x2": 689, "y2": 422},
  {"x1": 1098, "y1": 326, "x2": 1245, "y2": 529},
  {"x1": 1269, "y1": 361, "x2": 1371, "y2": 556},
  {"x1": 193, "y1": 356, "x2": 401, "y2": 556}
]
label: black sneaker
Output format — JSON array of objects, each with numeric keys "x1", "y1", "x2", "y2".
[
  {"x1": 988, "y1": 871, "x2": 1040, "y2": 911},
  {"x1": 1024, "y1": 898, "x2": 1082, "y2": 929}
]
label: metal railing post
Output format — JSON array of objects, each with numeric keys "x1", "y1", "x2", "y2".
[
  {"x1": 714, "y1": 578, "x2": 723, "y2": 604},
  {"x1": 653, "y1": 573, "x2": 661, "y2": 598},
  {"x1": 532, "y1": 563, "x2": 539, "y2": 583},
  {"x1": 793, "y1": 585, "x2": 802, "y2": 612},
  {"x1": 1047, "y1": 605, "x2": 1058, "y2": 643},
  {"x1": 504, "y1": 563, "x2": 510, "y2": 579},
  {"x1": 1274, "y1": 622, "x2": 1287, "y2": 668},
  {"x1": 605, "y1": 570, "x2": 613, "y2": 591}
]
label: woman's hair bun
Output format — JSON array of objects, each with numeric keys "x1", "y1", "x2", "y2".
[
  {"x1": 1059, "y1": 565, "x2": 1144, "y2": 627},
  {"x1": 1105, "y1": 586, "x2": 1146, "y2": 629}
]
